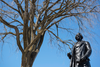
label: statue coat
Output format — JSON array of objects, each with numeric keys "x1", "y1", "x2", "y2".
[{"x1": 70, "y1": 41, "x2": 92, "y2": 67}]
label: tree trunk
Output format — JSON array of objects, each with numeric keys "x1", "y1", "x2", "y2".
[
  {"x1": 21, "y1": 51, "x2": 38, "y2": 67},
  {"x1": 21, "y1": 30, "x2": 45, "y2": 67}
]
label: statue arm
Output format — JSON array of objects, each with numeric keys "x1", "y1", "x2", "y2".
[
  {"x1": 67, "y1": 45, "x2": 75, "y2": 59},
  {"x1": 81, "y1": 42, "x2": 92, "y2": 60}
]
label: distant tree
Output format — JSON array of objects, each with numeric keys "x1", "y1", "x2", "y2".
[{"x1": 0, "y1": 0, "x2": 100, "y2": 67}]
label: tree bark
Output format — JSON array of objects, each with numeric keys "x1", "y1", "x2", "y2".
[{"x1": 21, "y1": 50, "x2": 38, "y2": 67}]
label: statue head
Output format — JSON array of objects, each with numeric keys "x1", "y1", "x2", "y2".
[{"x1": 75, "y1": 33, "x2": 83, "y2": 41}]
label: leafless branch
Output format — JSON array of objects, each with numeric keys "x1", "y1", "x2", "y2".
[
  {"x1": 14, "y1": 0, "x2": 24, "y2": 19},
  {"x1": 46, "y1": 29, "x2": 71, "y2": 50},
  {"x1": 0, "y1": 32, "x2": 23, "y2": 36},
  {"x1": 0, "y1": 0, "x2": 18, "y2": 12},
  {"x1": 0, "y1": 16, "x2": 24, "y2": 53}
]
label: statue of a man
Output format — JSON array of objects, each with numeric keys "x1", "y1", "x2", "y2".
[{"x1": 67, "y1": 33, "x2": 92, "y2": 67}]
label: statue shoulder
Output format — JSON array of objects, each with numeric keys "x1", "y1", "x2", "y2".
[
  {"x1": 84, "y1": 41, "x2": 90, "y2": 44},
  {"x1": 84, "y1": 41, "x2": 91, "y2": 47},
  {"x1": 82, "y1": 41, "x2": 89, "y2": 44}
]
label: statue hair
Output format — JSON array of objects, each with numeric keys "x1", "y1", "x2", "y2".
[{"x1": 75, "y1": 33, "x2": 83, "y2": 40}]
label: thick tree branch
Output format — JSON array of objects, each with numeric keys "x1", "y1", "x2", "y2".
[
  {"x1": 0, "y1": 16, "x2": 16, "y2": 28},
  {"x1": 0, "y1": 16, "x2": 24, "y2": 53},
  {"x1": 23, "y1": 0, "x2": 29, "y2": 49},
  {"x1": 37, "y1": 32, "x2": 45, "y2": 50},
  {"x1": 28, "y1": 0, "x2": 36, "y2": 51},
  {"x1": 24, "y1": 29, "x2": 45, "y2": 52}
]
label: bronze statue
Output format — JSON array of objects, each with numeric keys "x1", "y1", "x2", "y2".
[{"x1": 67, "y1": 33, "x2": 92, "y2": 67}]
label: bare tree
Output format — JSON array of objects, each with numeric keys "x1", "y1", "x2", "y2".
[{"x1": 0, "y1": 0, "x2": 100, "y2": 67}]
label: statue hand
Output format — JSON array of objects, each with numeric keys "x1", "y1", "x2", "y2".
[
  {"x1": 76, "y1": 58, "x2": 84, "y2": 63},
  {"x1": 67, "y1": 53, "x2": 71, "y2": 59}
]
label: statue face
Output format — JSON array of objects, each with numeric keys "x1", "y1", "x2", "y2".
[{"x1": 75, "y1": 33, "x2": 83, "y2": 41}]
